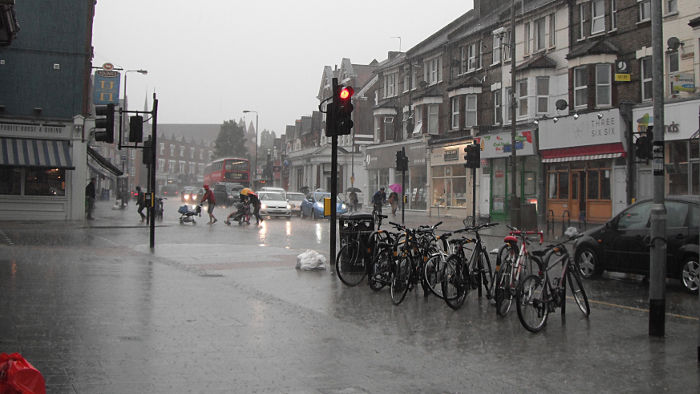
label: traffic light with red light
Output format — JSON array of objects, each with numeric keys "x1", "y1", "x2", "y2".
[
  {"x1": 336, "y1": 86, "x2": 354, "y2": 136},
  {"x1": 94, "y1": 104, "x2": 115, "y2": 143}
]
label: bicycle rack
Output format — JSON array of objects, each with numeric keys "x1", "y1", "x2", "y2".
[
  {"x1": 546, "y1": 210, "x2": 555, "y2": 235},
  {"x1": 561, "y1": 210, "x2": 570, "y2": 237}
]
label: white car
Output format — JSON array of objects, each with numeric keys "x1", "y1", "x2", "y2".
[
  {"x1": 258, "y1": 191, "x2": 291, "y2": 218},
  {"x1": 259, "y1": 187, "x2": 286, "y2": 200},
  {"x1": 286, "y1": 192, "x2": 306, "y2": 216}
]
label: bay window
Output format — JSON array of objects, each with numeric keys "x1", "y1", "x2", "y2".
[
  {"x1": 465, "y1": 95, "x2": 477, "y2": 127},
  {"x1": 595, "y1": 64, "x2": 611, "y2": 107},
  {"x1": 574, "y1": 67, "x2": 588, "y2": 108}
]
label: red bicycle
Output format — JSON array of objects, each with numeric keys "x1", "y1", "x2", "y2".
[{"x1": 493, "y1": 225, "x2": 544, "y2": 317}]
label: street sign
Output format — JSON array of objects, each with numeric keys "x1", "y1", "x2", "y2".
[
  {"x1": 93, "y1": 69, "x2": 121, "y2": 105},
  {"x1": 615, "y1": 74, "x2": 631, "y2": 82}
]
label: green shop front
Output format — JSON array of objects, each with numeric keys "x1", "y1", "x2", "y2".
[{"x1": 476, "y1": 129, "x2": 538, "y2": 223}]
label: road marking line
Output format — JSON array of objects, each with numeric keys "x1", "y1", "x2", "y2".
[{"x1": 569, "y1": 296, "x2": 699, "y2": 321}]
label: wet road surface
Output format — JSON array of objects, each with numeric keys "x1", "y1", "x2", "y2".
[{"x1": 0, "y1": 199, "x2": 698, "y2": 393}]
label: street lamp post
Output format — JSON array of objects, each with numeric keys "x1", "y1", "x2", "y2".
[
  {"x1": 122, "y1": 68, "x2": 147, "y2": 206},
  {"x1": 243, "y1": 110, "x2": 258, "y2": 186}
]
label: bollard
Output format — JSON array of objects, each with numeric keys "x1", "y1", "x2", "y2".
[{"x1": 562, "y1": 210, "x2": 570, "y2": 237}]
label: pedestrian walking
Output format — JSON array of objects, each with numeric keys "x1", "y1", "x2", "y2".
[
  {"x1": 200, "y1": 184, "x2": 217, "y2": 224},
  {"x1": 388, "y1": 191, "x2": 398, "y2": 216},
  {"x1": 349, "y1": 190, "x2": 358, "y2": 212},
  {"x1": 85, "y1": 177, "x2": 96, "y2": 220},
  {"x1": 248, "y1": 191, "x2": 264, "y2": 225},
  {"x1": 135, "y1": 186, "x2": 146, "y2": 222},
  {"x1": 372, "y1": 187, "x2": 386, "y2": 215}
]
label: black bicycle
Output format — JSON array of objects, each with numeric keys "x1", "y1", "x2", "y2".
[
  {"x1": 516, "y1": 232, "x2": 590, "y2": 333},
  {"x1": 441, "y1": 222, "x2": 498, "y2": 310}
]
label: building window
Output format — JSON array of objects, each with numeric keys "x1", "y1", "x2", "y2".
[
  {"x1": 641, "y1": 57, "x2": 652, "y2": 101},
  {"x1": 534, "y1": 17, "x2": 546, "y2": 52},
  {"x1": 168, "y1": 160, "x2": 176, "y2": 174},
  {"x1": 596, "y1": 64, "x2": 611, "y2": 107},
  {"x1": 547, "y1": 166, "x2": 569, "y2": 199},
  {"x1": 591, "y1": 0, "x2": 605, "y2": 34},
  {"x1": 536, "y1": 77, "x2": 549, "y2": 114},
  {"x1": 524, "y1": 22, "x2": 531, "y2": 55},
  {"x1": 384, "y1": 117, "x2": 395, "y2": 140},
  {"x1": 465, "y1": 95, "x2": 477, "y2": 127},
  {"x1": 666, "y1": 0, "x2": 677, "y2": 14},
  {"x1": 159, "y1": 143, "x2": 165, "y2": 155},
  {"x1": 493, "y1": 34, "x2": 501, "y2": 64},
  {"x1": 459, "y1": 46, "x2": 468, "y2": 75},
  {"x1": 494, "y1": 90, "x2": 502, "y2": 125},
  {"x1": 579, "y1": 3, "x2": 587, "y2": 39},
  {"x1": 411, "y1": 68, "x2": 418, "y2": 90},
  {"x1": 451, "y1": 97, "x2": 460, "y2": 130},
  {"x1": 517, "y1": 80, "x2": 528, "y2": 118},
  {"x1": 574, "y1": 66, "x2": 588, "y2": 108},
  {"x1": 428, "y1": 104, "x2": 439, "y2": 134},
  {"x1": 668, "y1": 51, "x2": 679, "y2": 74},
  {"x1": 190, "y1": 147, "x2": 195, "y2": 159},
  {"x1": 639, "y1": 0, "x2": 650, "y2": 22},
  {"x1": 611, "y1": 0, "x2": 617, "y2": 30},
  {"x1": 505, "y1": 87, "x2": 513, "y2": 122},
  {"x1": 384, "y1": 71, "x2": 398, "y2": 98},
  {"x1": 424, "y1": 56, "x2": 442, "y2": 85},
  {"x1": 179, "y1": 146, "x2": 185, "y2": 157},
  {"x1": 432, "y1": 165, "x2": 468, "y2": 207},
  {"x1": 503, "y1": 31, "x2": 511, "y2": 61},
  {"x1": 549, "y1": 13, "x2": 556, "y2": 47},
  {"x1": 170, "y1": 145, "x2": 175, "y2": 156},
  {"x1": 402, "y1": 110, "x2": 410, "y2": 140},
  {"x1": 179, "y1": 162, "x2": 185, "y2": 174},
  {"x1": 467, "y1": 42, "x2": 480, "y2": 71}
]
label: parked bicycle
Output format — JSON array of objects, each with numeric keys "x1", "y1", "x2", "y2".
[
  {"x1": 516, "y1": 229, "x2": 590, "y2": 333},
  {"x1": 390, "y1": 221, "x2": 444, "y2": 305},
  {"x1": 493, "y1": 225, "x2": 543, "y2": 317},
  {"x1": 440, "y1": 222, "x2": 498, "y2": 310}
]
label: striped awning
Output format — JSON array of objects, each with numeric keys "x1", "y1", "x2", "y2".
[
  {"x1": 0, "y1": 137, "x2": 74, "y2": 169},
  {"x1": 541, "y1": 142, "x2": 625, "y2": 163}
]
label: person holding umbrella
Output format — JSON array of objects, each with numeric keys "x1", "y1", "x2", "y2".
[
  {"x1": 238, "y1": 187, "x2": 263, "y2": 225},
  {"x1": 371, "y1": 187, "x2": 386, "y2": 215}
]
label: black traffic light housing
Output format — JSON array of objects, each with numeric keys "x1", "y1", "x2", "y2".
[
  {"x1": 337, "y1": 86, "x2": 354, "y2": 135},
  {"x1": 325, "y1": 78, "x2": 354, "y2": 137},
  {"x1": 129, "y1": 115, "x2": 144, "y2": 143},
  {"x1": 635, "y1": 126, "x2": 653, "y2": 160},
  {"x1": 464, "y1": 143, "x2": 480, "y2": 168},
  {"x1": 395, "y1": 148, "x2": 409, "y2": 171},
  {"x1": 94, "y1": 103, "x2": 115, "y2": 143}
]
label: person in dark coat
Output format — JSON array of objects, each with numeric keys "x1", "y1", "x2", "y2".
[{"x1": 85, "y1": 177, "x2": 96, "y2": 220}]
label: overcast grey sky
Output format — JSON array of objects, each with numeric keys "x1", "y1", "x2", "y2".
[{"x1": 92, "y1": 0, "x2": 474, "y2": 135}]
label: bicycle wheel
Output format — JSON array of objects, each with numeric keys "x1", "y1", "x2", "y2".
[
  {"x1": 442, "y1": 255, "x2": 468, "y2": 310},
  {"x1": 423, "y1": 254, "x2": 446, "y2": 299},
  {"x1": 478, "y1": 251, "x2": 494, "y2": 298},
  {"x1": 369, "y1": 245, "x2": 392, "y2": 291},
  {"x1": 567, "y1": 265, "x2": 590, "y2": 317},
  {"x1": 390, "y1": 255, "x2": 411, "y2": 305},
  {"x1": 335, "y1": 243, "x2": 366, "y2": 286},
  {"x1": 494, "y1": 252, "x2": 514, "y2": 317},
  {"x1": 516, "y1": 274, "x2": 549, "y2": 333}
]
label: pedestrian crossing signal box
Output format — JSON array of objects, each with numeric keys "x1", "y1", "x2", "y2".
[
  {"x1": 324, "y1": 197, "x2": 331, "y2": 217},
  {"x1": 145, "y1": 192, "x2": 154, "y2": 207}
]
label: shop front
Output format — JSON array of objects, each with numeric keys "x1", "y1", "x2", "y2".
[
  {"x1": 632, "y1": 99, "x2": 700, "y2": 199},
  {"x1": 538, "y1": 109, "x2": 626, "y2": 223},
  {"x1": 366, "y1": 140, "x2": 427, "y2": 210},
  {"x1": 428, "y1": 140, "x2": 475, "y2": 217},
  {"x1": 0, "y1": 117, "x2": 87, "y2": 220},
  {"x1": 477, "y1": 129, "x2": 537, "y2": 222}
]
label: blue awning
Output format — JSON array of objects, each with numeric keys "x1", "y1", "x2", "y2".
[{"x1": 0, "y1": 137, "x2": 74, "y2": 169}]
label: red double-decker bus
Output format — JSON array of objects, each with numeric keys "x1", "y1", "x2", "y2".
[{"x1": 203, "y1": 157, "x2": 250, "y2": 186}]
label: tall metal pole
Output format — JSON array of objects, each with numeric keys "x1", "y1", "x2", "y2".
[
  {"x1": 649, "y1": 0, "x2": 666, "y2": 337},
  {"x1": 255, "y1": 113, "x2": 258, "y2": 185},
  {"x1": 472, "y1": 166, "x2": 477, "y2": 227},
  {"x1": 330, "y1": 133, "x2": 338, "y2": 265},
  {"x1": 149, "y1": 94, "x2": 158, "y2": 249},
  {"x1": 509, "y1": 0, "x2": 520, "y2": 227}
]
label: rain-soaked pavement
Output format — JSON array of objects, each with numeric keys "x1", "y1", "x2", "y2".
[{"x1": 0, "y1": 199, "x2": 698, "y2": 393}]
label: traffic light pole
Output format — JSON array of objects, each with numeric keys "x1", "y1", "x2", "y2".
[
  {"x1": 472, "y1": 167, "x2": 477, "y2": 227},
  {"x1": 149, "y1": 94, "x2": 158, "y2": 250},
  {"x1": 330, "y1": 133, "x2": 338, "y2": 265},
  {"x1": 649, "y1": 0, "x2": 666, "y2": 337}
]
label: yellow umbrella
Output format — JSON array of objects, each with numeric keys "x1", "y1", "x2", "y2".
[{"x1": 240, "y1": 187, "x2": 254, "y2": 196}]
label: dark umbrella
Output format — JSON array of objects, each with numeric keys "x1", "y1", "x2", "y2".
[{"x1": 347, "y1": 187, "x2": 362, "y2": 193}]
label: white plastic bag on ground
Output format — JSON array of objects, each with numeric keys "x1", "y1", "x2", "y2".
[{"x1": 296, "y1": 249, "x2": 327, "y2": 271}]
